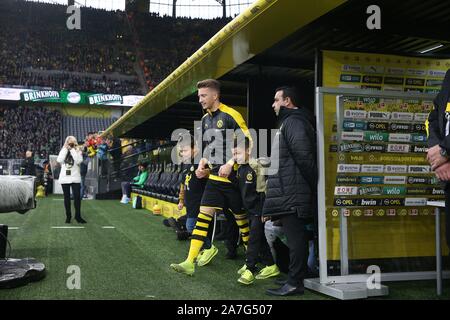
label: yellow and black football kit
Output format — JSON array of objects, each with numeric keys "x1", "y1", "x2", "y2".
[
  {"x1": 187, "y1": 103, "x2": 252, "y2": 263},
  {"x1": 180, "y1": 163, "x2": 207, "y2": 219},
  {"x1": 199, "y1": 103, "x2": 252, "y2": 212},
  {"x1": 236, "y1": 159, "x2": 266, "y2": 216}
]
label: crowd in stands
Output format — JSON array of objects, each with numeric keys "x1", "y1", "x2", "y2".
[
  {"x1": 0, "y1": 0, "x2": 229, "y2": 95},
  {"x1": 0, "y1": 105, "x2": 61, "y2": 159},
  {"x1": 19, "y1": 72, "x2": 142, "y2": 96},
  {"x1": 129, "y1": 12, "x2": 230, "y2": 87},
  {"x1": 0, "y1": 0, "x2": 139, "y2": 95}
]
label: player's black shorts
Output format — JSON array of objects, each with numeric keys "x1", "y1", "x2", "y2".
[{"x1": 200, "y1": 178, "x2": 243, "y2": 215}]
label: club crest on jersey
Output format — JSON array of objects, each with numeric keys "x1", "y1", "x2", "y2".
[
  {"x1": 246, "y1": 173, "x2": 253, "y2": 181},
  {"x1": 217, "y1": 120, "x2": 223, "y2": 128}
]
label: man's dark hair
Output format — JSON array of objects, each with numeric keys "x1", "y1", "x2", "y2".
[
  {"x1": 138, "y1": 161, "x2": 149, "y2": 169},
  {"x1": 276, "y1": 86, "x2": 300, "y2": 107},
  {"x1": 197, "y1": 79, "x2": 221, "y2": 94}
]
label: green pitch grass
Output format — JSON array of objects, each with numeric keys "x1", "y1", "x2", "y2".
[{"x1": 0, "y1": 195, "x2": 448, "y2": 300}]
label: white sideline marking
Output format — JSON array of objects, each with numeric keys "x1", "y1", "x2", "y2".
[
  {"x1": 50, "y1": 226, "x2": 116, "y2": 229},
  {"x1": 51, "y1": 226, "x2": 85, "y2": 229},
  {"x1": 8, "y1": 227, "x2": 19, "y2": 230}
]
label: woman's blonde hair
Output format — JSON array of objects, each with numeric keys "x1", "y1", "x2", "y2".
[{"x1": 64, "y1": 136, "x2": 79, "y2": 149}]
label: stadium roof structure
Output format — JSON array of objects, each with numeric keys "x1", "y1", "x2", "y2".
[{"x1": 103, "y1": 0, "x2": 450, "y2": 139}]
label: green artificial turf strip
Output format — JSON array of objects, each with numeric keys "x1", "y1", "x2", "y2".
[{"x1": 0, "y1": 195, "x2": 448, "y2": 300}]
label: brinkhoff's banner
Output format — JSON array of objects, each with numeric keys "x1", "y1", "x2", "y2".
[
  {"x1": 321, "y1": 50, "x2": 449, "y2": 260},
  {"x1": 0, "y1": 87, "x2": 144, "y2": 107}
]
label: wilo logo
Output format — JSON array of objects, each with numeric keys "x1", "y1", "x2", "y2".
[
  {"x1": 383, "y1": 186, "x2": 405, "y2": 195},
  {"x1": 66, "y1": 265, "x2": 81, "y2": 290},
  {"x1": 365, "y1": 132, "x2": 388, "y2": 142},
  {"x1": 367, "y1": 265, "x2": 381, "y2": 289}
]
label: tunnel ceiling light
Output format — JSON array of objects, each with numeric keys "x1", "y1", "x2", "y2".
[{"x1": 419, "y1": 44, "x2": 444, "y2": 54}]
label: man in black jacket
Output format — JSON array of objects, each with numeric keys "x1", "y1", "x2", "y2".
[
  {"x1": 263, "y1": 86, "x2": 317, "y2": 296},
  {"x1": 20, "y1": 150, "x2": 36, "y2": 176},
  {"x1": 425, "y1": 68, "x2": 450, "y2": 253}
]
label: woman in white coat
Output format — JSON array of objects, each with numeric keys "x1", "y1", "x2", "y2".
[{"x1": 57, "y1": 136, "x2": 87, "y2": 224}]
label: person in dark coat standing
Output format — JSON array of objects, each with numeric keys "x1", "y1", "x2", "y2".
[
  {"x1": 20, "y1": 150, "x2": 36, "y2": 176},
  {"x1": 110, "y1": 137, "x2": 122, "y2": 176},
  {"x1": 425, "y1": 68, "x2": 450, "y2": 254},
  {"x1": 263, "y1": 86, "x2": 317, "y2": 296}
]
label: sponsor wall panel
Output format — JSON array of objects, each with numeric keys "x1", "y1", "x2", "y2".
[{"x1": 322, "y1": 50, "x2": 448, "y2": 260}]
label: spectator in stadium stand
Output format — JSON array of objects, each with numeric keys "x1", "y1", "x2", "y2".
[
  {"x1": 120, "y1": 161, "x2": 149, "y2": 204},
  {"x1": 109, "y1": 137, "x2": 122, "y2": 176},
  {"x1": 122, "y1": 139, "x2": 136, "y2": 156},
  {"x1": 43, "y1": 159, "x2": 53, "y2": 196},
  {"x1": 86, "y1": 132, "x2": 98, "y2": 158},
  {"x1": 97, "y1": 137, "x2": 109, "y2": 177},
  {"x1": 57, "y1": 136, "x2": 87, "y2": 224},
  {"x1": 426, "y1": 68, "x2": 450, "y2": 254},
  {"x1": 79, "y1": 143, "x2": 90, "y2": 200},
  {"x1": 0, "y1": 105, "x2": 61, "y2": 159},
  {"x1": 20, "y1": 150, "x2": 36, "y2": 176},
  {"x1": 263, "y1": 87, "x2": 317, "y2": 296}
]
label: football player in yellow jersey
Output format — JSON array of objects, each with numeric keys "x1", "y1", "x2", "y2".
[{"x1": 170, "y1": 79, "x2": 252, "y2": 275}]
